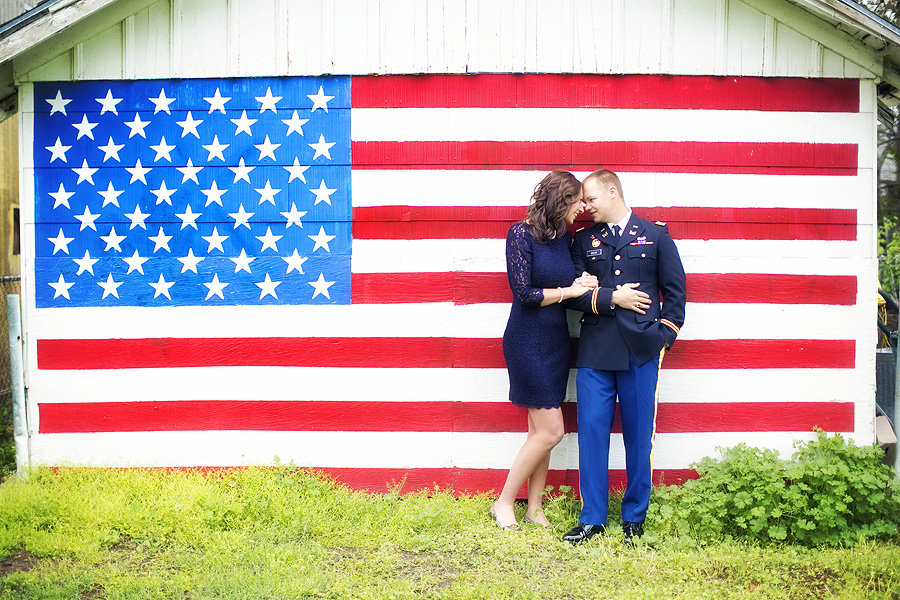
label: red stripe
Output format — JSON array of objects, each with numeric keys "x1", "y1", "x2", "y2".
[
  {"x1": 37, "y1": 400, "x2": 854, "y2": 434},
  {"x1": 351, "y1": 74, "x2": 859, "y2": 112},
  {"x1": 350, "y1": 141, "x2": 857, "y2": 175},
  {"x1": 37, "y1": 337, "x2": 855, "y2": 370},
  {"x1": 350, "y1": 272, "x2": 857, "y2": 306},
  {"x1": 352, "y1": 206, "x2": 857, "y2": 241}
]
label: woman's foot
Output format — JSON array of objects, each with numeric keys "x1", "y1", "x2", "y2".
[
  {"x1": 489, "y1": 502, "x2": 519, "y2": 531},
  {"x1": 524, "y1": 509, "x2": 551, "y2": 528}
]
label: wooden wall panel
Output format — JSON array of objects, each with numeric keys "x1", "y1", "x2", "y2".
[
  {"x1": 126, "y1": 1, "x2": 172, "y2": 78},
  {"x1": 76, "y1": 23, "x2": 123, "y2": 79},
  {"x1": 172, "y1": 0, "x2": 229, "y2": 77},
  {"x1": 230, "y1": 0, "x2": 279, "y2": 76},
  {"x1": 726, "y1": 0, "x2": 767, "y2": 75},
  {"x1": 774, "y1": 21, "x2": 819, "y2": 77}
]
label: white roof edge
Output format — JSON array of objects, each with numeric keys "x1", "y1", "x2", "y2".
[
  {"x1": 0, "y1": 0, "x2": 119, "y2": 65},
  {"x1": 791, "y1": 0, "x2": 900, "y2": 46}
]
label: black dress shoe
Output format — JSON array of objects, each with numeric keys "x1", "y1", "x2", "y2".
[
  {"x1": 622, "y1": 521, "x2": 644, "y2": 545},
  {"x1": 562, "y1": 523, "x2": 605, "y2": 544}
]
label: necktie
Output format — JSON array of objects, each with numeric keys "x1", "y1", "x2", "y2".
[{"x1": 611, "y1": 225, "x2": 620, "y2": 241}]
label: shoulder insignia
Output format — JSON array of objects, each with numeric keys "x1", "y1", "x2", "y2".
[
  {"x1": 655, "y1": 221, "x2": 667, "y2": 226},
  {"x1": 576, "y1": 226, "x2": 585, "y2": 232}
]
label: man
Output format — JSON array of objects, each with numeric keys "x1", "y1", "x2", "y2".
[{"x1": 562, "y1": 169, "x2": 686, "y2": 545}]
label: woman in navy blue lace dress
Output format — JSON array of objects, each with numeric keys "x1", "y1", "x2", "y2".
[{"x1": 489, "y1": 171, "x2": 596, "y2": 530}]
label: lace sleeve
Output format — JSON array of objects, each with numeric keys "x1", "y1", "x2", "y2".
[{"x1": 506, "y1": 223, "x2": 544, "y2": 307}]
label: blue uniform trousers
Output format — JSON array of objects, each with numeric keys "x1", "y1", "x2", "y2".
[{"x1": 575, "y1": 351, "x2": 661, "y2": 526}]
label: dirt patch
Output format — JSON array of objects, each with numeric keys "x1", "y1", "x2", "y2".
[{"x1": 0, "y1": 550, "x2": 38, "y2": 577}]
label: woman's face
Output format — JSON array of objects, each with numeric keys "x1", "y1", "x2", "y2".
[{"x1": 564, "y1": 191, "x2": 584, "y2": 226}]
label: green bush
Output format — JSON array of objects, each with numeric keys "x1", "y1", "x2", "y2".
[{"x1": 647, "y1": 430, "x2": 900, "y2": 546}]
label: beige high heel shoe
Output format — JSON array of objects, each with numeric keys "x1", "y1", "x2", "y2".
[
  {"x1": 489, "y1": 502, "x2": 520, "y2": 531},
  {"x1": 524, "y1": 510, "x2": 551, "y2": 528}
]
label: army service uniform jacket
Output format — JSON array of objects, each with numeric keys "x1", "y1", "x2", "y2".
[{"x1": 567, "y1": 214, "x2": 687, "y2": 371}]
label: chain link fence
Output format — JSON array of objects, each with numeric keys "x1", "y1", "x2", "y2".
[{"x1": 0, "y1": 275, "x2": 20, "y2": 444}]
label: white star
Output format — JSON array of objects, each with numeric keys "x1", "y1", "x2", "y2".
[
  {"x1": 201, "y1": 180, "x2": 227, "y2": 206},
  {"x1": 281, "y1": 203, "x2": 308, "y2": 229},
  {"x1": 73, "y1": 250, "x2": 99, "y2": 275},
  {"x1": 255, "y1": 273, "x2": 281, "y2": 300},
  {"x1": 203, "y1": 273, "x2": 228, "y2": 300},
  {"x1": 228, "y1": 204, "x2": 254, "y2": 229},
  {"x1": 228, "y1": 157, "x2": 255, "y2": 183},
  {"x1": 308, "y1": 272, "x2": 335, "y2": 299},
  {"x1": 254, "y1": 135, "x2": 280, "y2": 161},
  {"x1": 255, "y1": 180, "x2": 281, "y2": 206},
  {"x1": 123, "y1": 250, "x2": 149, "y2": 274},
  {"x1": 149, "y1": 273, "x2": 175, "y2": 299},
  {"x1": 74, "y1": 205, "x2": 100, "y2": 231},
  {"x1": 307, "y1": 85, "x2": 334, "y2": 112},
  {"x1": 178, "y1": 249, "x2": 204, "y2": 274},
  {"x1": 73, "y1": 159, "x2": 98, "y2": 185},
  {"x1": 45, "y1": 137, "x2": 71, "y2": 163},
  {"x1": 98, "y1": 182, "x2": 124, "y2": 207},
  {"x1": 149, "y1": 89, "x2": 175, "y2": 114},
  {"x1": 95, "y1": 89, "x2": 123, "y2": 115},
  {"x1": 98, "y1": 273, "x2": 123, "y2": 299},
  {"x1": 124, "y1": 204, "x2": 150, "y2": 230},
  {"x1": 124, "y1": 113, "x2": 150, "y2": 138},
  {"x1": 284, "y1": 158, "x2": 310, "y2": 183},
  {"x1": 150, "y1": 180, "x2": 177, "y2": 205},
  {"x1": 149, "y1": 227, "x2": 173, "y2": 252},
  {"x1": 202, "y1": 227, "x2": 228, "y2": 253},
  {"x1": 100, "y1": 226, "x2": 126, "y2": 252},
  {"x1": 150, "y1": 136, "x2": 176, "y2": 162},
  {"x1": 98, "y1": 137, "x2": 125, "y2": 162},
  {"x1": 49, "y1": 273, "x2": 74, "y2": 300},
  {"x1": 310, "y1": 179, "x2": 337, "y2": 205},
  {"x1": 283, "y1": 249, "x2": 308, "y2": 274},
  {"x1": 72, "y1": 114, "x2": 98, "y2": 140},
  {"x1": 177, "y1": 158, "x2": 203, "y2": 184},
  {"x1": 256, "y1": 227, "x2": 282, "y2": 252},
  {"x1": 282, "y1": 110, "x2": 309, "y2": 136},
  {"x1": 230, "y1": 249, "x2": 255, "y2": 274},
  {"x1": 176, "y1": 111, "x2": 203, "y2": 138},
  {"x1": 204, "y1": 88, "x2": 231, "y2": 114},
  {"x1": 126, "y1": 159, "x2": 151, "y2": 184},
  {"x1": 308, "y1": 134, "x2": 336, "y2": 160},
  {"x1": 46, "y1": 90, "x2": 72, "y2": 116},
  {"x1": 231, "y1": 110, "x2": 257, "y2": 136},
  {"x1": 50, "y1": 183, "x2": 74, "y2": 209},
  {"x1": 175, "y1": 204, "x2": 202, "y2": 230},
  {"x1": 48, "y1": 229, "x2": 74, "y2": 254},
  {"x1": 256, "y1": 87, "x2": 282, "y2": 113},
  {"x1": 308, "y1": 226, "x2": 336, "y2": 252},
  {"x1": 202, "y1": 135, "x2": 229, "y2": 161}
]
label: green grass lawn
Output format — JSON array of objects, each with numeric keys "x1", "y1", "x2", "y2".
[{"x1": 0, "y1": 467, "x2": 897, "y2": 599}]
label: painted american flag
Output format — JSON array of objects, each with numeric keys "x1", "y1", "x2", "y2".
[{"x1": 27, "y1": 74, "x2": 869, "y2": 493}]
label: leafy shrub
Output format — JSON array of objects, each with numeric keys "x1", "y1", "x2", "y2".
[{"x1": 647, "y1": 431, "x2": 900, "y2": 546}]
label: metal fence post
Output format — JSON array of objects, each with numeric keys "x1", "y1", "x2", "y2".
[{"x1": 6, "y1": 294, "x2": 28, "y2": 478}]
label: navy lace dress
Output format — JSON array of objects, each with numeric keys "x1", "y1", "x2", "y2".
[{"x1": 502, "y1": 222, "x2": 578, "y2": 409}]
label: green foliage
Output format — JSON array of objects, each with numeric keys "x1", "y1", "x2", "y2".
[
  {"x1": 647, "y1": 431, "x2": 900, "y2": 546},
  {"x1": 879, "y1": 216, "x2": 900, "y2": 293}
]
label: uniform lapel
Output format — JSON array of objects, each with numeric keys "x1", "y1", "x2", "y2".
[{"x1": 616, "y1": 214, "x2": 642, "y2": 251}]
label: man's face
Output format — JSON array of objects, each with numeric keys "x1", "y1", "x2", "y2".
[{"x1": 581, "y1": 178, "x2": 615, "y2": 223}]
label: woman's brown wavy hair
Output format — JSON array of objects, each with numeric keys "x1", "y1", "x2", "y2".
[{"x1": 524, "y1": 170, "x2": 581, "y2": 244}]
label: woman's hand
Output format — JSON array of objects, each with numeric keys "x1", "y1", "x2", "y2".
[
  {"x1": 574, "y1": 271, "x2": 599, "y2": 289},
  {"x1": 611, "y1": 283, "x2": 651, "y2": 314}
]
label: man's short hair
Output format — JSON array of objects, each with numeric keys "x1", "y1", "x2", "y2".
[{"x1": 585, "y1": 169, "x2": 624, "y2": 200}]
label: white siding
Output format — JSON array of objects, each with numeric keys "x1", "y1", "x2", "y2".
[{"x1": 11, "y1": 0, "x2": 882, "y2": 81}]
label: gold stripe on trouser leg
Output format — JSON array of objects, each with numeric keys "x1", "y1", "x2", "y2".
[{"x1": 648, "y1": 348, "x2": 665, "y2": 469}]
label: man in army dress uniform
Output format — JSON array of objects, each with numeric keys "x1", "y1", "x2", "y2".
[{"x1": 563, "y1": 169, "x2": 686, "y2": 545}]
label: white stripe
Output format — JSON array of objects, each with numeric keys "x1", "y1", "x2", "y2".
[
  {"x1": 29, "y1": 367, "x2": 863, "y2": 406},
  {"x1": 351, "y1": 170, "x2": 872, "y2": 211},
  {"x1": 26, "y1": 302, "x2": 860, "y2": 341},
  {"x1": 28, "y1": 430, "x2": 839, "y2": 469},
  {"x1": 351, "y1": 239, "x2": 873, "y2": 273},
  {"x1": 351, "y1": 108, "x2": 870, "y2": 145}
]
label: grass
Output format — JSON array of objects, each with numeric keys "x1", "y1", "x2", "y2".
[{"x1": 0, "y1": 467, "x2": 897, "y2": 599}]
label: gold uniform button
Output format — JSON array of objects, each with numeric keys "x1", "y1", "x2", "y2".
[
  {"x1": 614, "y1": 269, "x2": 621, "y2": 275},
  {"x1": 614, "y1": 255, "x2": 621, "y2": 260}
]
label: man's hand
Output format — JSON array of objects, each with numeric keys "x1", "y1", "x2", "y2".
[{"x1": 611, "y1": 283, "x2": 651, "y2": 314}]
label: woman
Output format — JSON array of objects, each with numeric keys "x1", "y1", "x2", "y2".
[{"x1": 490, "y1": 170, "x2": 594, "y2": 530}]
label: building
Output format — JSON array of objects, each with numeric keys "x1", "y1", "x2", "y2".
[{"x1": 0, "y1": 0, "x2": 897, "y2": 493}]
